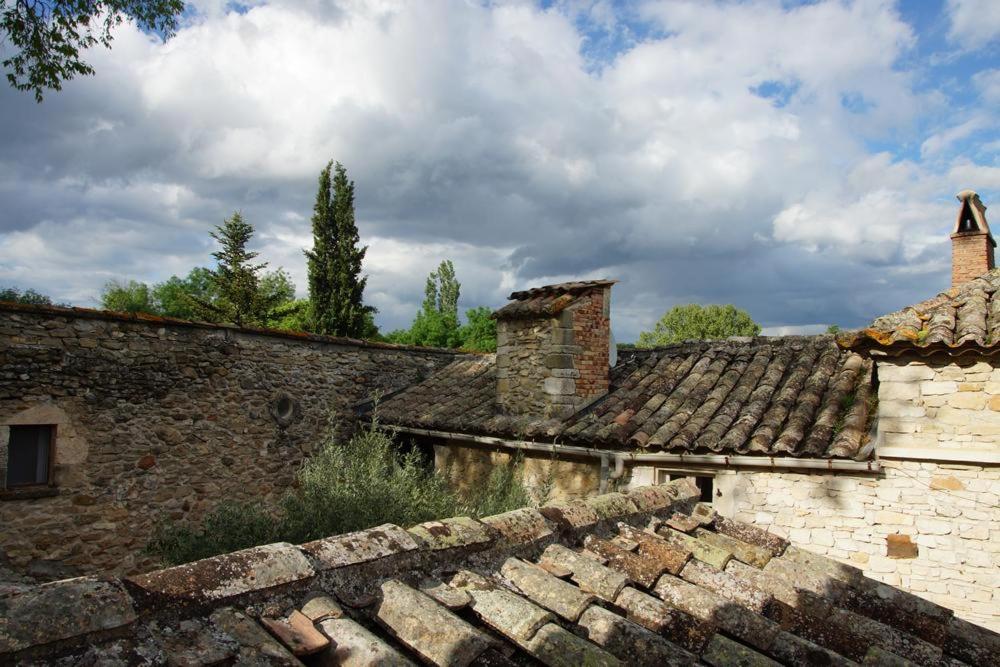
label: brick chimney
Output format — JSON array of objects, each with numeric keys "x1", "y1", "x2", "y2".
[
  {"x1": 951, "y1": 190, "x2": 994, "y2": 287},
  {"x1": 493, "y1": 280, "x2": 615, "y2": 419}
]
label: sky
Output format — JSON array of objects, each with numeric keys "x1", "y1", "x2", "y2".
[{"x1": 0, "y1": 0, "x2": 998, "y2": 341}]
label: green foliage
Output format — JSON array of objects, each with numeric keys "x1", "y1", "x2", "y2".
[
  {"x1": 2, "y1": 0, "x2": 184, "y2": 102},
  {"x1": 636, "y1": 304, "x2": 761, "y2": 347},
  {"x1": 147, "y1": 419, "x2": 542, "y2": 565},
  {"x1": 269, "y1": 298, "x2": 313, "y2": 332},
  {"x1": 96, "y1": 265, "x2": 302, "y2": 329},
  {"x1": 826, "y1": 324, "x2": 841, "y2": 334},
  {"x1": 197, "y1": 211, "x2": 268, "y2": 327},
  {"x1": 411, "y1": 260, "x2": 462, "y2": 347},
  {"x1": 458, "y1": 306, "x2": 497, "y2": 352},
  {"x1": 464, "y1": 455, "x2": 534, "y2": 518},
  {"x1": 389, "y1": 262, "x2": 498, "y2": 351},
  {"x1": 306, "y1": 161, "x2": 376, "y2": 337},
  {"x1": 279, "y1": 424, "x2": 461, "y2": 542},
  {"x1": 146, "y1": 501, "x2": 278, "y2": 566},
  {"x1": 186, "y1": 212, "x2": 304, "y2": 328},
  {"x1": 100, "y1": 279, "x2": 154, "y2": 313},
  {"x1": 152, "y1": 267, "x2": 219, "y2": 320},
  {"x1": 0, "y1": 286, "x2": 54, "y2": 305}
]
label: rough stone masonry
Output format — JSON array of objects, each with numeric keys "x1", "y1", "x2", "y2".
[{"x1": 0, "y1": 303, "x2": 457, "y2": 577}]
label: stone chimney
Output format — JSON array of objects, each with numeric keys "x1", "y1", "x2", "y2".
[
  {"x1": 493, "y1": 280, "x2": 615, "y2": 419},
  {"x1": 951, "y1": 190, "x2": 994, "y2": 287}
]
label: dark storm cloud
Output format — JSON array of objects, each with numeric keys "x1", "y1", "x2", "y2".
[{"x1": 0, "y1": 1, "x2": 997, "y2": 340}]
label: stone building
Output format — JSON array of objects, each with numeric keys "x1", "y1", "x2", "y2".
[
  {"x1": 378, "y1": 191, "x2": 1000, "y2": 631},
  {"x1": 2, "y1": 190, "x2": 998, "y2": 634},
  {"x1": 4, "y1": 478, "x2": 997, "y2": 665},
  {"x1": 0, "y1": 304, "x2": 457, "y2": 576}
]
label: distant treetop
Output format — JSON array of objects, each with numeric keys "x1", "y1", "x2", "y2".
[{"x1": 637, "y1": 303, "x2": 761, "y2": 348}]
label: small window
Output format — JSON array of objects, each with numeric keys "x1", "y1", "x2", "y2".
[
  {"x1": 6, "y1": 425, "x2": 54, "y2": 487},
  {"x1": 657, "y1": 470, "x2": 714, "y2": 504}
]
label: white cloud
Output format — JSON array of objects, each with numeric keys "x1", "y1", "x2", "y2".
[
  {"x1": 921, "y1": 116, "x2": 991, "y2": 157},
  {"x1": 0, "y1": 0, "x2": 996, "y2": 338},
  {"x1": 974, "y1": 68, "x2": 1000, "y2": 103},
  {"x1": 947, "y1": 0, "x2": 1000, "y2": 49}
]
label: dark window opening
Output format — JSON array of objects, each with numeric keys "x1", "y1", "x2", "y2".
[
  {"x1": 665, "y1": 472, "x2": 714, "y2": 504},
  {"x1": 6, "y1": 425, "x2": 54, "y2": 487},
  {"x1": 958, "y1": 200, "x2": 978, "y2": 233}
]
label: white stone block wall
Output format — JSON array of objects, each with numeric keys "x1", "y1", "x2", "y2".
[
  {"x1": 879, "y1": 358, "x2": 1000, "y2": 452},
  {"x1": 722, "y1": 461, "x2": 1000, "y2": 631}
]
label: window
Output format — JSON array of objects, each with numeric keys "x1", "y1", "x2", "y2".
[
  {"x1": 5, "y1": 425, "x2": 55, "y2": 487},
  {"x1": 657, "y1": 469, "x2": 714, "y2": 504}
]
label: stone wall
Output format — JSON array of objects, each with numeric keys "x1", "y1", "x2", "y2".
[
  {"x1": 878, "y1": 356, "x2": 1000, "y2": 454},
  {"x1": 433, "y1": 440, "x2": 601, "y2": 501},
  {"x1": 495, "y1": 288, "x2": 610, "y2": 419},
  {"x1": 495, "y1": 317, "x2": 550, "y2": 416},
  {"x1": 718, "y1": 460, "x2": 1000, "y2": 631},
  {"x1": 0, "y1": 304, "x2": 456, "y2": 577}
]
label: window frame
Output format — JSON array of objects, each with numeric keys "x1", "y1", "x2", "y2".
[{"x1": 4, "y1": 423, "x2": 57, "y2": 489}]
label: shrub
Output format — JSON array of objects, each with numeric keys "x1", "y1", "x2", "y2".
[
  {"x1": 279, "y1": 424, "x2": 461, "y2": 542},
  {"x1": 146, "y1": 500, "x2": 278, "y2": 566},
  {"x1": 147, "y1": 419, "x2": 542, "y2": 565}
]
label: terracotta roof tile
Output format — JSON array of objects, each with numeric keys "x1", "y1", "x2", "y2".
[
  {"x1": 7, "y1": 479, "x2": 993, "y2": 665},
  {"x1": 378, "y1": 335, "x2": 875, "y2": 459},
  {"x1": 492, "y1": 279, "x2": 616, "y2": 319},
  {"x1": 839, "y1": 267, "x2": 1000, "y2": 355}
]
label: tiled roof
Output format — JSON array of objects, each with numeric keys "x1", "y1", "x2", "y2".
[
  {"x1": 378, "y1": 335, "x2": 875, "y2": 460},
  {"x1": 4, "y1": 480, "x2": 994, "y2": 665},
  {"x1": 839, "y1": 268, "x2": 1000, "y2": 356},
  {"x1": 492, "y1": 280, "x2": 616, "y2": 320}
]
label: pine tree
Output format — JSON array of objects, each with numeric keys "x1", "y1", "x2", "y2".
[
  {"x1": 200, "y1": 211, "x2": 268, "y2": 327},
  {"x1": 306, "y1": 161, "x2": 375, "y2": 337}
]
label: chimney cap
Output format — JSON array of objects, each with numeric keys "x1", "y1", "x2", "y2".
[
  {"x1": 493, "y1": 279, "x2": 616, "y2": 320},
  {"x1": 507, "y1": 279, "x2": 617, "y2": 302},
  {"x1": 952, "y1": 189, "x2": 992, "y2": 239}
]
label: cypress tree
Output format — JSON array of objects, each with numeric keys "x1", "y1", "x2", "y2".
[{"x1": 306, "y1": 161, "x2": 374, "y2": 337}]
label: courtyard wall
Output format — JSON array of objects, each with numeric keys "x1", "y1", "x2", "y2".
[{"x1": 0, "y1": 304, "x2": 456, "y2": 576}]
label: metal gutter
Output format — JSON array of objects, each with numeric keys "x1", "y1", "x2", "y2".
[{"x1": 390, "y1": 426, "x2": 882, "y2": 473}]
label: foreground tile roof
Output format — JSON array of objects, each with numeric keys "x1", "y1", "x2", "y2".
[
  {"x1": 3, "y1": 480, "x2": 994, "y2": 665},
  {"x1": 492, "y1": 280, "x2": 617, "y2": 319},
  {"x1": 378, "y1": 335, "x2": 875, "y2": 459},
  {"x1": 839, "y1": 268, "x2": 1000, "y2": 356}
]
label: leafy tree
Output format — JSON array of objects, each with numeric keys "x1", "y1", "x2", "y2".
[
  {"x1": 0, "y1": 286, "x2": 54, "y2": 305},
  {"x1": 637, "y1": 304, "x2": 761, "y2": 347},
  {"x1": 100, "y1": 279, "x2": 154, "y2": 313},
  {"x1": 408, "y1": 260, "x2": 462, "y2": 348},
  {"x1": 305, "y1": 161, "x2": 375, "y2": 337},
  {"x1": 826, "y1": 324, "x2": 841, "y2": 334},
  {"x1": 270, "y1": 299, "x2": 313, "y2": 332},
  {"x1": 152, "y1": 267, "x2": 218, "y2": 320},
  {"x1": 387, "y1": 261, "x2": 497, "y2": 351},
  {"x1": 458, "y1": 306, "x2": 497, "y2": 352},
  {"x1": 2, "y1": 0, "x2": 185, "y2": 102}
]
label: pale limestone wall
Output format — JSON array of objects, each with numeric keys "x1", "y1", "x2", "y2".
[
  {"x1": 719, "y1": 461, "x2": 1000, "y2": 631},
  {"x1": 434, "y1": 441, "x2": 600, "y2": 501},
  {"x1": 878, "y1": 357, "x2": 1000, "y2": 454}
]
